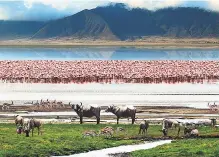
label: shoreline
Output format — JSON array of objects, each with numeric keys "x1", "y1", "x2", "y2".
[
  {"x1": 0, "y1": 38, "x2": 219, "y2": 48},
  {"x1": 0, "y1": 83, "x2": 218, "y2": 109},
  {"x1": 0, "y1": 44, "x2": 219, "y2": 49}
]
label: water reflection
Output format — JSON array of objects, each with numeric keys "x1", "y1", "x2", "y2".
[{"x1": 0, "y1": 47, "x2": 219, "y2": 60}]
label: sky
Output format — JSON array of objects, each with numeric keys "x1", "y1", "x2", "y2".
[{"x1": 0, "y1": 0, "x2": 218, "y2": 21}]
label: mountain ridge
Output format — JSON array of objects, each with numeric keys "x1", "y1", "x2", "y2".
[
  {"x1": 32, "y1": 9, "x2": 118, "y2": 40},
  {"x1": 0, "y1": 4, "x2": 219, "y2": 40},
  {"x1": 0, "y1": 21, "x2": 45, "y2": 40}
]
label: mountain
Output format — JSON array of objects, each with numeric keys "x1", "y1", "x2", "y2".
[
  {"x1": 92, "y1": 4, "x2": 219, "y2": 39},
  {"x1": 0, "y1": 21, "x2": 45, "y2": 40},
  {"x1": 154, "y1": 7, "x2": 219, "y2": 37},
  {"x1": 92, "y1": 3, "x2": 164, "y2": 40},
  {"x1": 32, "y1": 9, "x2": 118, "y2": 40},
  {"x1": 0, "y1": 4, "x2": 219, "y2": 40}
]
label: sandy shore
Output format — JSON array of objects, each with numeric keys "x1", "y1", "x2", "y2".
[
  {"x1": 0, "y1": 83, "x2": 219, "y2": 109},
  {"x1": 0, "y1": 38, "x2": 219, "y2": 48}
]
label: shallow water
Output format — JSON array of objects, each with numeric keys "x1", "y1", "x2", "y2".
[
  {"x1": 0, "y1": 47, "x2": 219, "y2": 60},
  {"x1": 1, "y1": 83, "x2": 219, "y2": 108},
  {"x1": 56, "y1": 140, "x2": 172, "y2": 157}
]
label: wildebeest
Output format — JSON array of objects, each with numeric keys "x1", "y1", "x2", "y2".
[
  {"x1": 198, "y1": 119, "x2": 216, "y2": 128},
  {"x1": 40, "y1": 99, "x2": 50, "y2": 108},
  {"x1": 33, "y1": 101, "x2": 41, "y2": 110},
  {"x1": 16, "y1": 125, "x2": 23, "y2": 135},
  {"x1": 211, "y1": 118, "x2": 217, "y2": 128},
  {"x1": 23, "y1": 118, "x2": 43, "y2": 137},
  {"x1": 2, "y1": 104, "x2": 9, "y2": 111},
  {"x1": 177, "y1": 119, "x2": 216, "y2": 128},
  {"x1": 184, "y1": 127, "x2": 193, "y2": 136},
  {"x1": 191, "y1": 129, "x2": 199, "y2": 137},
  {"x1": 105, "y1": 105, "x2": 136, "y2": 124},
  {"x1": 55, "y1": 100, "x2": 64, "y2": 107},
  {"x1": 71, "y1": 102, "x2": 101, "y2": 124},
  {"x1": 2, "y1": 101, "x2": 13, "y2": 111},
  {"x1": 162, "y1": 118, "x2": 212, "y2": 137},
  {"x1": 3, "y1": 101, "x2": 13, "y2": 106},
  {"x1": 184, "y1": 127, "x2": 199, "y2": 137},
  {"x1": 162, "y1": 119, "x2": 181, "y2": 136},
  {"x1": 33, "y1": 100, "x2": 39, "y2": 105},
  {"x1": 139, "y1": 120, "x2": 149, "y2": 135},
  {"x1": 208, "y1": 102, "x2": 218, "y2": 112},
  {"x1": 15, "y1": 115, "x2": 24, "y2": 127},
  {"x1": 15, "y1": 115, "x2": 24, "y2": 136}
]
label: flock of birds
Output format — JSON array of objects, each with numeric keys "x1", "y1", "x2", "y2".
[{"x1": 0, "y1": 60, "x2": 219, "y2": 84}]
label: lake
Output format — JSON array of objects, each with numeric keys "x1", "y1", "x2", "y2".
[{"x1": 0, "y1": 47, "x2": 219, "y2": 60}]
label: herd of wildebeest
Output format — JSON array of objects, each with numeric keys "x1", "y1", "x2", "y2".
[
  {"x1": 2, "y1": 99, "x2": 66, "y2": 111},
  {"x1": 10, "y1": 100, "x2": 218, "y2": 138}
]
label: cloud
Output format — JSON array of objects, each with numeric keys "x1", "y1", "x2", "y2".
[
  {"x1": 208, "y1": 0, "x2": 219, "y2": 11},
  {"x1": 24, "y1": 0, "x2": 215, "y2": 12},
  {"x1": 23, "y1": 0, "x2": 184, "y2": 11},
  {"x1": 24, "y1": 0, "x2": 74, "y2": 10},
  {"x1": 21, "y1": 3, "x2": 73, "y2": 21},
  {"x1": 0, "y1": 7, "x2": 8, "y2": 19},
  {"x1": 0, "y1": 1, "x2": 74, "y2": 21},
  {"x1": 111, "y1": 0, "x2": 183, "y2": 10},
  {"x1": 0, "y1": 0, "x2": 218, "y2": 21},
  {"x1": 24, "y1": 0, "x2": 108, "y2": 11}
]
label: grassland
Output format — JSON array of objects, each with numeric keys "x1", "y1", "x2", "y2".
[
  {"x1": 0, "y1": 37, "x2": 219, "y2": 48},
  {"x1": 0, "y1": 124, "x2": 141, "y2": 157},
  {"x1": 0, "y1": 124, "x2": 219, "y2": 157},
  {"x1": 131, "y1": 138, "x2": 219, "y2": 157}
]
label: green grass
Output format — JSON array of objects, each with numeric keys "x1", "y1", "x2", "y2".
[
  {"x1": 0, "y1": 124, "x2": 219, "y2": 157},
  {"x1": 0, "y1": 124, "x2": 141, "y2": 157},
  {"x1": 130, "y1": 127, "x2": 219, "y2": 157},
  {"x1": 131, "y1": 138, "x2": 219, "y2": 157}
]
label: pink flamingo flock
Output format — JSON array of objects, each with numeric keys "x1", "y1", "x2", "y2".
[{"x1": 0, "y1": 60, "x2": 219, "y2": 84}]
